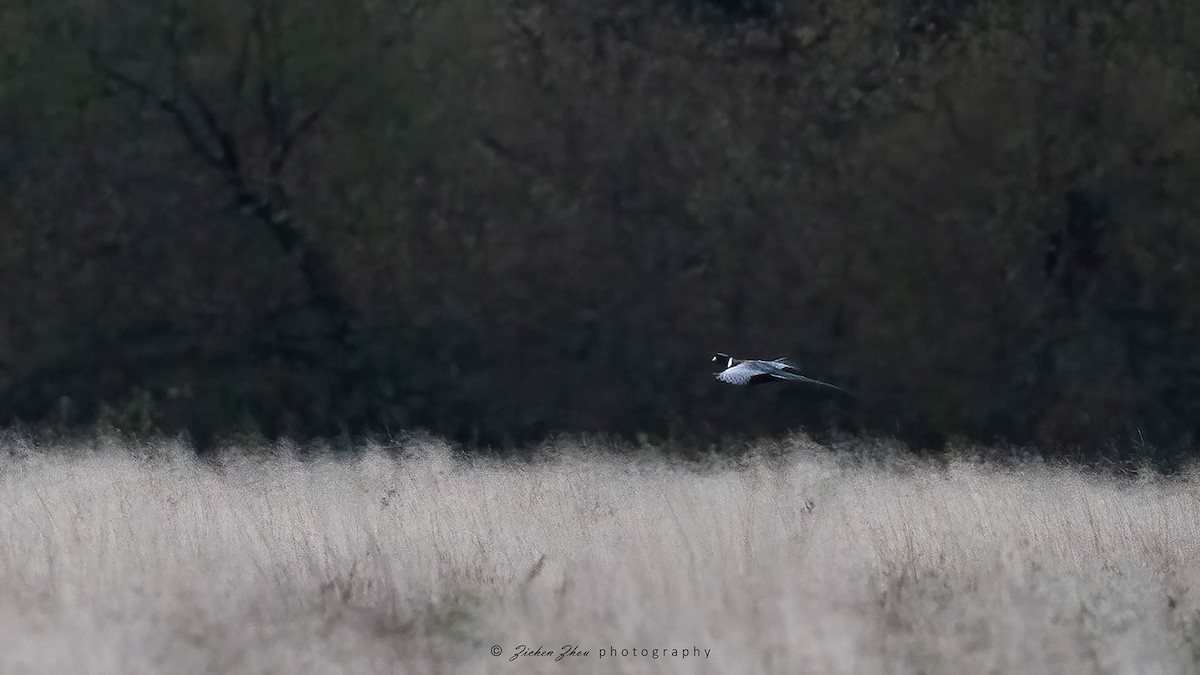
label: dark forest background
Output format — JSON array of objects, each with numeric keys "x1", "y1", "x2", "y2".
[{"x1": 4, "y1": 0, "x2": 1200, "y2": 458}]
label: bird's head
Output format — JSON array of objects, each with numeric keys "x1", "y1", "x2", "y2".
[{"x1": 712, "y1": 353, "x2": 734, "y2": 369}]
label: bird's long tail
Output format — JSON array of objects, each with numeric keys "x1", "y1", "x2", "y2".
[{"x1": 775, "y1": 370, "x2": 853, "y2": 395}]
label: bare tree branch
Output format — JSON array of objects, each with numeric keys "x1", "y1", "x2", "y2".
[
  {"x1": 271, "y1": 75, "x2": 350, "y2": 175},
  {"x1": 88, "y1": 49, "x2": 224, "y2": 172},
  {"x1": 229, "y1": 18, "x2": 254, "y2": 101},
  {"x1": 476, "y1": 132, "x2": 552, "y2": 179},
  {"x1": 163, "y1": 8, "x2": 244, "y2": 183},
  {"x1": 251, "y1": 7, "x2": 292, "y2": 151}
]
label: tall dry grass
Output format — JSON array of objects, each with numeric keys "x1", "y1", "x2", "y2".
[{"x1": 2, "y1": 434, "x2": 1200, "y2": 673}]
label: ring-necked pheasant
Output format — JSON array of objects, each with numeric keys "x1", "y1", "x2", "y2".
[{"x1": 712, "y1": 353, "x2": 850, "y2": 394}]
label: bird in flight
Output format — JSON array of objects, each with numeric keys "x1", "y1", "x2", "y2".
[{"x1": 712, "y1": 353, "x2": 850, "y2": 394}]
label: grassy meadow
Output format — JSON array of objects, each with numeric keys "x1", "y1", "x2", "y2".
[{"x1": 3, "y1": 435, "x2": 1200, "y2": 673}]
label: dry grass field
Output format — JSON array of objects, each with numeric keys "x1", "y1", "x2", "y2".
[{"x1": 3, "y1": 434, "x2": 1200, "y2": 674}]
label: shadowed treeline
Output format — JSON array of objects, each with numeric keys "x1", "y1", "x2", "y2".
[{"x1": 3, "y1": 0, "x2": 1200, "y2": 456}]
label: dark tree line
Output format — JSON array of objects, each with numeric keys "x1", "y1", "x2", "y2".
[{"x1": 3, "y1": 0, "x2": 1200, "y2": 459}]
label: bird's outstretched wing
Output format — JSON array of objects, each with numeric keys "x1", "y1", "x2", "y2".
[
  {"x1": 714, "y1": 362, "x2": 776, "y2": 386},
  {"x1": 771, "y1": 357, "x2": 803, "y2": 372}
]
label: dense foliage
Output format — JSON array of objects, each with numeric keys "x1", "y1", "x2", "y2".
[{"x1": 3, "y1": 0, "x2": 1200, "y2": 455}]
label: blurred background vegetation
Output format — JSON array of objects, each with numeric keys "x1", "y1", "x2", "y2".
[{"x1": 3, "y1": 0, "x2": 1200, "y2": 458}]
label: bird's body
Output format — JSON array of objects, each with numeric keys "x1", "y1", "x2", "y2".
[{"x1": 712, "y1": 353, "x2": 850, "y2": 393}]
